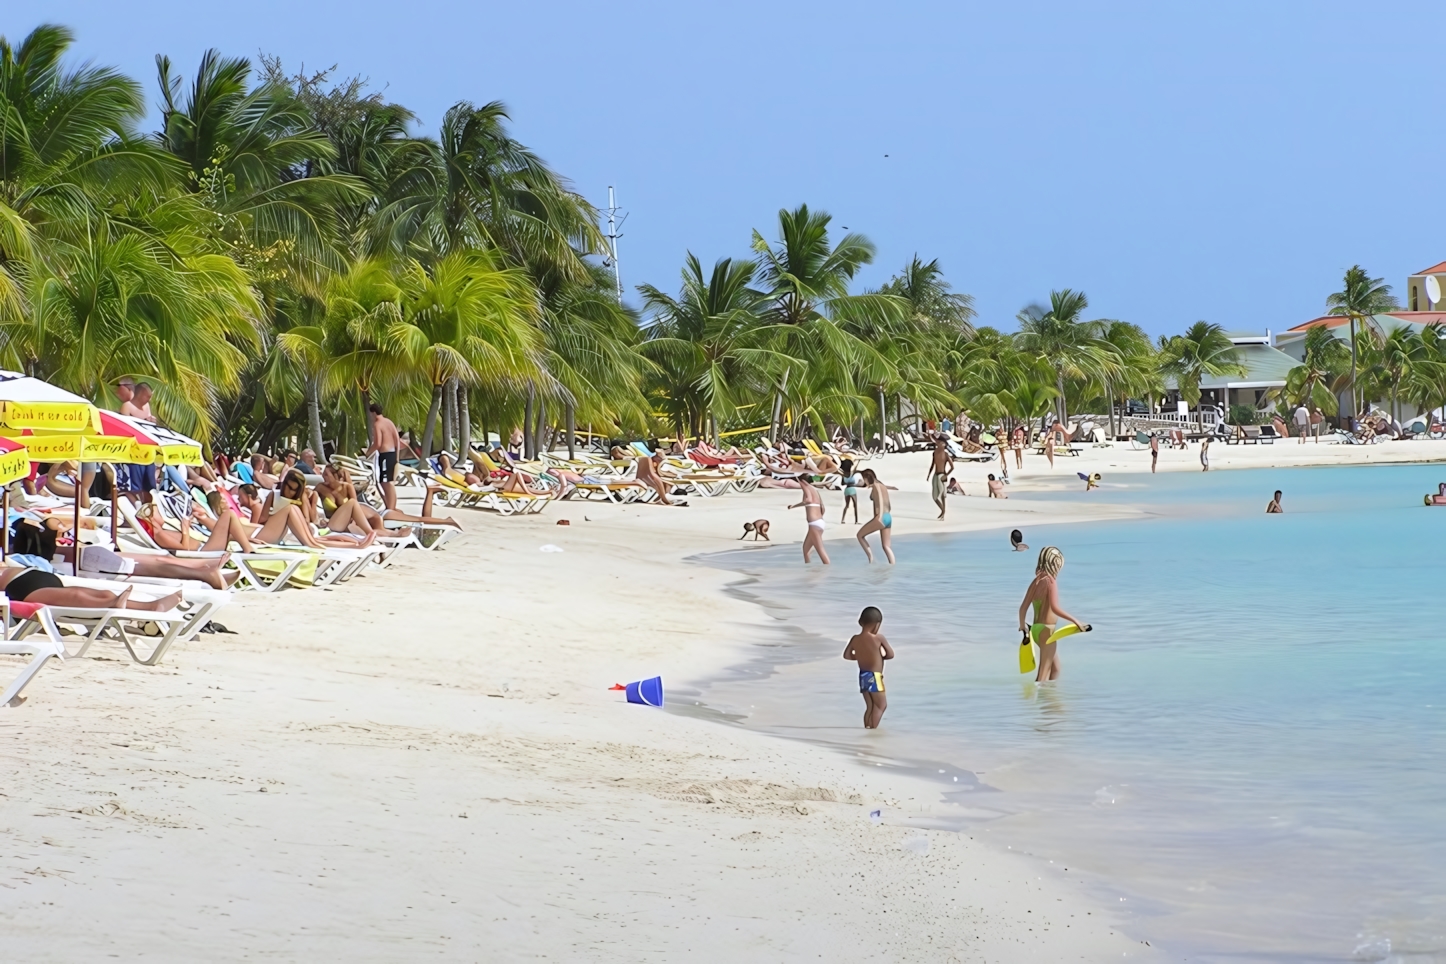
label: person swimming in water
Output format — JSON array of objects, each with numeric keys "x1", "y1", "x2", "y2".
[
  {"x1": 1266, "y1": 490, "x2": 1283, "y2": 513},
  {"x1": 1017, "y1": 546, "x2": 1085, "y2": 683},
  {"x1": 856, "y1": 468, "x2": 895, "y2": 564},
  {"x1": 1010, "y1": 529, "x2": 1028, "y2": 551}
]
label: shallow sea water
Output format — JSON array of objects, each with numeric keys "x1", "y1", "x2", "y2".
[{"x1": 693, "y1": 463, "x2": 1446, "y2": 963}]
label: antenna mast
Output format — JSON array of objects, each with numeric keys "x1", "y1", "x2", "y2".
[{"x1": 603, "y1": 186, "x2": 627, "y2": 302}]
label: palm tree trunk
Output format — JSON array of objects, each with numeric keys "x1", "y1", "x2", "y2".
[
  {"x1": 1106, "y1": 379, "x2": 1116, "y2": 439},
  {"x1": 306, "y1": 376, "x2": 325, "y2": 459},
  {"x1": 443, "y1": 378, "x2": 458, "y2": 454},
  {"x1": 458, "y1": 384, "x2": 471, "y2": 457},
  {"x1": 566, "y1": 403, "x2": 576, "y2": 460},
  {"x1": 536, "y1": 399, "x2": 548, "y2": 456},
  {"x1": 420, "y1": 383, "x2": 443, "y2": 459},
  {"x1": 1056, "y1": 369, "x2": 1067, "y2": 431},
  {"x1": 524, "y1": 386, "x2": 535, "y2": 459},
  {"x1": 362, "y1": 387, "x2": 375, "y2": 451},
  {"x1": 769, "y1": 368, "x2": 790, "y2": 443},
  {"x1": 1349, "y1": 316, "x2": 1358, "y2": 422},
  {"x1": 877, "y1": 388, "x2": 887, "y2": 452}
]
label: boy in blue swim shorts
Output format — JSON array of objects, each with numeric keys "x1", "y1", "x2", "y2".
[{"x1": 842, "y1": 606, "x2": 894, "y2": 728}]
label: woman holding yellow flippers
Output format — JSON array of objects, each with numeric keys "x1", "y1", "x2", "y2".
[{"x1": 1017, "y1": 546, "x2": 1088, "y2": 683}]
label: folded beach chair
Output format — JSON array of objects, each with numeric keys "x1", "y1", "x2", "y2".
[{"x1": 0, "y1": 601, "x2": 66, "y2": 707}]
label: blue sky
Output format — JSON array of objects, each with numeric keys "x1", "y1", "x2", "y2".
[{"x1": 11, "y1": 1, "x2": 1446, "y2": 336}]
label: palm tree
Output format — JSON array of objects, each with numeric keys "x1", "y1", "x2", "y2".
[
  {"x1": 1281, "y1": 325, "x2": 1350, "y2": 417},
  {"x1": 639, "y1": 254, "x2": 783, "y2": 444},
  {"x1": 751, "y1": 204, "x2": 905, "y2": 442},
  {"x1": 1157, "y1": 322, "x2": 1244, "y2": 430},
  {"x1": 1092, "y1": 319, "x2": 1155, "y2": 438},
  {"x1": 1326, "y1": 265, "x2": 1399, "y2": 420},
  {"x1": 1013, "y1": 290, "x2": 1116, "y2": 428},
  {"x1": 392, "y1": 250, "x2": 542, "y2": 457}
]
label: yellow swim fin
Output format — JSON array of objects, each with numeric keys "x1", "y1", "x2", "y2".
[
  {"x1": 1044, "y1": 623, "x2": 1092, "y2": 645},
  {"x1": 1019, "y1": 630, "x2": 1036, "y2": 674}
]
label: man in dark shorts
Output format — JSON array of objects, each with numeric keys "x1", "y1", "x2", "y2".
[{"x1": 365, "y1": 402, "x2": 402, "y2": 510}]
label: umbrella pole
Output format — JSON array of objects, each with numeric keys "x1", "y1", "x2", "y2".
[
  {"x1": 110, "y1": 467, "x2": 119, "y2": 550},
  {"x1": 74, "y1": 482, "x2": 80, "y2": 576},
  {"x1": 2, "y1": 486, "x2": 7, "y2": 560}
]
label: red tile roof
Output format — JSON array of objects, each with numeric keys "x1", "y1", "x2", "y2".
[
  {"x1": 1287, "y1": 316, "x2": 1350, "y2": 331},
  {"x1": 1387, "y1": 312, "x2": 1446, "y2": 324},
  {"x1": 1414, "y1": 261, "x2": 1446, "y2": 275},
  {"x1": 1287, "y1": 312, "x2": 1446, "y2": 332}
]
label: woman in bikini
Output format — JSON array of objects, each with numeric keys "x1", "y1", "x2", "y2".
[
  {"x1": 255, "y1": 471, "x2": 376, "y2": 550},
  {"x1": 787, "y1": 477, "x2": 830, "y2": 564},
  {"x1": 1017, "y1": 546, "x2": 1085, "y2": 683},
  {"x1": 855, "y1": 468, "x2": 895, "y2": 564},
  {"x1": 839, "y1": 458, "x2": 861, "y2": 524}
]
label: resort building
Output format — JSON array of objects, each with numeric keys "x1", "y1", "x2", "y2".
[
  {"x1": 1161, "y1": 332, "x2": 1296, "y2": 417},
  {"x1": 1406, "y1": 261, "x2": 1446, "y2": 313}
]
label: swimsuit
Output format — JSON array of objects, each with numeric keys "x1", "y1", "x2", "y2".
[
  {"x1": 5, "y1": 567, "x2": 63, "y2": 602},
  {"x1": 808, "y1": 519, "x2": 826, "y2": 531},
  {"x1": 931, "y1": 472, "x2": 947, "y2": 501},
  {"x1": 377, "y1": 451, "x2": 398, "y2": 483},
  {"x1": 843, "y1": 474, "x2": 859, "y2": 497},
  {"x1": 880, "y1": 512, "x2": 892, "y2": 528},
  {"x1": 859, "y1": 670, "x2": 885, "y2": 693}
]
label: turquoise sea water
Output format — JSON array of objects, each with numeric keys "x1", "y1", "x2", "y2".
[{"x1": 696, "y1": 464, "x2": 1446, "y2": 962}]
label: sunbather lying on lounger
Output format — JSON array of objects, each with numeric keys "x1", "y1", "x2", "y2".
[
  {"x1": 80, "y1": 544, "x2": 238, "y2": 590},
  {"x1": 0, "y1": 563, "x2": 182, "y2": 611},
  {"x1": 436, "y1": 453, "x2": 484, "y2": 487},
  {"x1": 137, "y1": 501, "x2": 258, "y2": 554}
]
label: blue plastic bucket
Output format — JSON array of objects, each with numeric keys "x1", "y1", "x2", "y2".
[{"x1": 625, "y1": 676, "x2": 664, "y2": 707}]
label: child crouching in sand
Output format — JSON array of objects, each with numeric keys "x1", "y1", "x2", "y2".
[{"x1": 842, "y1": 606, "x2": 894, "y2": 728}]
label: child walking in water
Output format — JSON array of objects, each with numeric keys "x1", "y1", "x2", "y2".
[
  {"x1": 842, "y1": 606, "x2": 894, "y2": 728},
  {"x1": 1017, "y1": 546, "x2": 1086, "y2": 683},
  {"x1": 839, "y1": 458, "x2": 861, "y2": 524}
]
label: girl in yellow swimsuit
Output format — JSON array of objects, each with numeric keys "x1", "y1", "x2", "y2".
[{"x1": 1017, "y1": 546, "x2": 1085, "y2": 683}]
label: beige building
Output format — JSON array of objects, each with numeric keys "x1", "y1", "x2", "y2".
[{"x1": 1406, "y1": 260, "x2": 1446, "y2": 312}]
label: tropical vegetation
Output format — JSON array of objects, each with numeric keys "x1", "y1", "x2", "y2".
[{"x1": 3, "y1": 25, "x2": 1431, "y2": 458}]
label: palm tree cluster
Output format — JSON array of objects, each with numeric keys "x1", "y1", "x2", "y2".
[
  {"x1": 10, "y1": 24, "x2": 1321, "y2": 457},
  {"x1": 0, "y1": 24, "x2": 645, "y2": 457}
]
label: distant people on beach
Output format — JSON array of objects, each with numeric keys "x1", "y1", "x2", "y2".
[
  {"x1": 987, "y1": 473, "x2": 1007, "y2": 498},
  {"x1": 788, "y1": 477, "x2": 830, "y2": 564},
  {"x1": 1018, "y1": 546, "x2": 1085, "y2": 683},
  {"x1": 1294, "y1": 404, "x2": 1310, "y2": 444},
  {"x1": 1266, "y1": 490, "x2": 1283, "y2": 513},
  {"x1": 856, "y1": 468, "x2": 895, "y2": 564},
  {"x1": 1010, "y1": 529, "x2": 1028, "y2": 551},
  {"x1": 1200, "y1": 435, "x2": 1210, "y2": 471},
  {"x1": 946, "y1": 477, "x2": 965, "y2": 496},
  {"x1": 928, "y1": 437, "x2": 954, "y2": 520},
  {"x1": 1150, "y1": 433, "x2": 1159, "y2": 473},
  {"x1": 1011, "y1": 426, "x2": 1025, "y2": 468},
  {"x1": 1044, "y1": 432, "x2": 1055, "y2": 468},
  {"x1": 839, "y1": 459, "x2": 861, "y2": 524},
  {"x1": 842, "y1": 606, "x2": 893, "y2": 729}
]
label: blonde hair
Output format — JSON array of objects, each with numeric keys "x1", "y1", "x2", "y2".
[{"x1": 1036, "y1": 546, "x2": 1064, "y2": 576}]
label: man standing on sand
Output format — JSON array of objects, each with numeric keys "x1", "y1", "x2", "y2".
[
  {"x1": 1294, "y1": 403, "x2": 1309, "y2": 444},
  {"x1": 1150, "y1": 433, "x2": 1159, "y2": 473},
  {"x1": 927, "y1": 437, "x2": 954, "y2": 520},
  {"x1": 365, "y1": 402, "x2": 401, "y2": 510}
]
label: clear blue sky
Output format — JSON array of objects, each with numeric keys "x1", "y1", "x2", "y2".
[{"x1": 11, "y1": 1, "x2": 1446, "y2": 336}]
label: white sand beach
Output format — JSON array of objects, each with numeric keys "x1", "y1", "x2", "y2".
[{"x1": 5, "y1": 438, "x2": 1442, "y2": 961}]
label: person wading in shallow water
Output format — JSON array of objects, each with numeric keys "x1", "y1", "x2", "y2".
[{"x1": 1018, "y1": 546, "x2": 1086, "y2": 683}]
